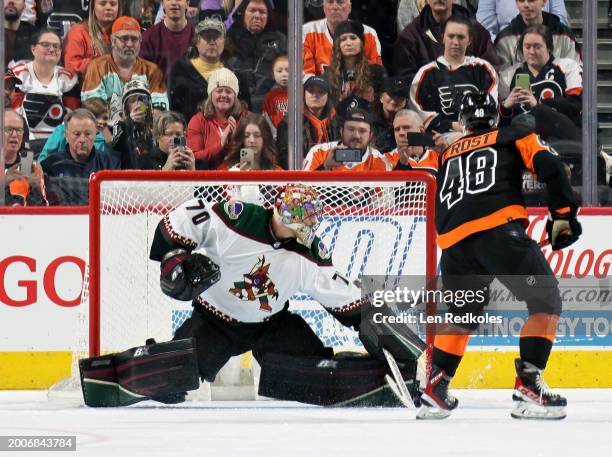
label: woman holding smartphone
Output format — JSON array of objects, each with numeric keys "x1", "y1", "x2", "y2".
[
  {"x1": 220, "y1": 113, "x2": 283, "y2": 171},
  {"x1": 499, "y1": 24, "x2": 582, "y2": 141},
  {"x1": 146, "y1": 111, "x2": 196, "y2": 171}
]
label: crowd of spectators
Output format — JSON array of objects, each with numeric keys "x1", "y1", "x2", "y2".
[{"x1": 2, "y1": 0, "x2": 591, "y2": 206}]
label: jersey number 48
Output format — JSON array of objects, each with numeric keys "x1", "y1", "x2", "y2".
[{"x1": 439, "y1": 147, "x2": 497, "y2": 209}]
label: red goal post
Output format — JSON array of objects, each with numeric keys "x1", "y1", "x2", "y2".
[{"x1": 86, "y1": 170, "x2": 438, "y2": 359}]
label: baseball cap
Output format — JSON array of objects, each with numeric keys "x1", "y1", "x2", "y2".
[
  {"x1": 196, "y1": 18, "x2": 226, "y2": 36},
  {"x1": 344, "y1": 108, "x2": 372, "y2": 126},
  {"x1": 303, "y1": 75, "x2": 330, "y2": 93},
  {"x1": 112, "y1": 16, "x2": 141, "y2": 34},
  {"x1": 336, "y1": 95, "x2": 370, "y2": 119},
  {"x1": 382, "y1": 77, "x2": 409, "y2": 98}
]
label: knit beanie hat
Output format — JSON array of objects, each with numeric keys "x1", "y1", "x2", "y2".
[
  {"x1": 207, "y1": 68, "x2": 240, "y2": 96},
  {"x1": 334, "y1": 20, "x2": 365, "y2": 41}
]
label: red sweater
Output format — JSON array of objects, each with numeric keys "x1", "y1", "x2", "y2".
[{"x1": 187, "y1": 111, "x2": 249, "y2": 169}]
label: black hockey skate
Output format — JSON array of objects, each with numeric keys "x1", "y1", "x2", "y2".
[
  {"x1": 511, "y1": 358, "x2": 566, "y2": 420},
  {"x1": 416, "y1": 366, "x2": 458, "y2": 420}
]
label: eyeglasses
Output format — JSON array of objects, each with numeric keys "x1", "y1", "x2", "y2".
[
  {"x1": 114, "y1": 35, "x2": 141, "y2": 44},
  {"x1": 324, "y1": 0, "x2": 348, "y2": 4},
  {"x1": 36, "y1": 41, "x2": 61, "y2": 50},
  {"x1": 4, "y1": 127, "x2": 25, "y2": 135}
]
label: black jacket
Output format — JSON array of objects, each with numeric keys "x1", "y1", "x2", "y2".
[
  {"x1": 225, "y1": 23, "x2": 287, "y2": 111},
  {"x1": 40, "y1": 146, "x2": 121, "y2": 205},
  {"x1": 168, "y1": 56, "x2": 252, "y2": 122}
]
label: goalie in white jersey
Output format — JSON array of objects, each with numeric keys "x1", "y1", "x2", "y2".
[{"x1": 144, "y1": 184, "x2": 425, "y2": 406}]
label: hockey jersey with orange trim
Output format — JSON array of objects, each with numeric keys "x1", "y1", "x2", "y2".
[
  {"x1": 387, "y1": 147, "x2": 439, "y2": 176},
  {"x1": 262, "y1": 86, "x2": 288, "y2": 128},
  {"x1": 303, "y1": 18, "x2": 382, "y2": 77},
  {"x1": 410, "y1": 56, "x2": 498, "y2": 133},
  {"x1": 81, "y1": 54, "x2": 169, "y2": 125},
  {"x1": 303, "y1": 141, "x2": 392, "y2": 172},
  {"x1": 10, "y1": 61, "x2": 79, "y2": 140},
  {"x1": 499, "y1": 57, "x2": 582, "y2": 120},
  {"x1": 435, "y1": 127, "x2": 576, "y2": 249}
]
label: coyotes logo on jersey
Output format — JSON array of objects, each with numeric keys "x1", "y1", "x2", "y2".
[{"x1": 229, "y1": 256, "x2": 279, "y2": 312}]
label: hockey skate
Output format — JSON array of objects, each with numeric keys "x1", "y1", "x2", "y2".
[
  {"x1": 511, "y1": 358, "x2": 567, "y2": 420},
  {"x1": 416, "y1": 366, "x2": 458, "y2": 420}
]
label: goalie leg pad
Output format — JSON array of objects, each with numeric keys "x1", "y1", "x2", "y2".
[
  {"x1": 359, "y1": 306, "x2": 427, "y2": 363},
  {"x1": 258, "y1": 352, "x2": 418, "y2": 407},
  {"x1": 79, "y1": 338, "x2": 200, "y2": 407}
]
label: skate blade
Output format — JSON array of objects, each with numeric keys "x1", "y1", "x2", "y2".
[
  {"x1": 416, "y1": 404, "x2": 452, "y2": 420},
  {"x1": 382, "y1": 348, "x2": 415, "y2": 408},
  {"x1": 511, "y1": 401, "x2": 566, "y2": 420}
]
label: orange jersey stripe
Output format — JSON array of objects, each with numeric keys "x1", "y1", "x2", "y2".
[{"x1": 437, "y1": 204, "x2": 528, "y2": 249}]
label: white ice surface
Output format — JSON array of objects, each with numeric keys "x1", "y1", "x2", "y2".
[{"x1": 1, "y1": 389, "x2": 611, "y2": 457}]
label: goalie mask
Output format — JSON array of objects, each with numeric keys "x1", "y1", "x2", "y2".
[{"x1": 274, "y1": 184, "x2": 323, "y2": 248}]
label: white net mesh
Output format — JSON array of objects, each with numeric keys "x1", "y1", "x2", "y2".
[{"x1": 53, "y1": 174, "x2": 434, "y2": 401}]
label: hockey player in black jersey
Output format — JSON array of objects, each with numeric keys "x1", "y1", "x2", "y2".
[{"x1": 418, "y1": 92, "x2": 581, "y2": 420}]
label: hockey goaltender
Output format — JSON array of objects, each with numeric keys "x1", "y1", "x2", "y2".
[{"x1": 79, "y1": 184, "x2": 426, "y2": 408}]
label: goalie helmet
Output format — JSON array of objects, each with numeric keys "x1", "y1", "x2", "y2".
[
  {"x1": 458, "y1": 91, "x2": 499, "y2": 131},
  {"x1": 274, "y1": 184, "x2": 323, "y2": 247}
]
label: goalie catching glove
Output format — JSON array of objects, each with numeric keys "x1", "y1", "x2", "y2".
[
  {"x1": 546, "y1": 208, "x2": 582, "y2": 251},
  {"x1": 160, "y1": 249, "x2": 220, "y2": 301}
]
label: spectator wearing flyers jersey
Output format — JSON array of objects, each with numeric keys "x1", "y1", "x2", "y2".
[
  {"x1": 387, "y1": 108, "x2": 441, "y2": 176},
  {"x1": 499, "y1": 25, "x2": 582, "y2": 142},
  {"x1": 262, "y1": 55, "x2": 289, "y2": 130},
  {"x1": 394, "y1": 0, "x2": 499, "y2": 84},
  {"x1": 303, "y1": 0, "x2": 382, "y2": 77},
  {"x1": 494, "y1": 0, "x2": 579, "y2": 70},
  {"x1": 64, "y1": 0, "x2": 123, "y2": 78},
  {"x1": 409, "y1": 16, "x2": 498, "y2": 144},
  {"x1": 10, "y1": 29, "x2": 80, "y2": 153}
]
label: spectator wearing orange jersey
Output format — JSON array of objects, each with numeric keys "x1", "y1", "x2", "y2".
[
  {"x1": 262, "y1": 55, "x2": 289, "y2": 129},
  {"x1": 387, "y1": 109, "x2": 442, "y2": 176},
  {"x1": 303, "y1": 108, "x2": 391, "y2": 171},
  {"x1": 324, "y1": 20, "x2": 385, "y2": 104},
  {"x1": 64, "y1": 0, "x2": 122, "y2": 78},
  {"x1": 303, "y1": 0, "x2": 381, "y2": 77}
]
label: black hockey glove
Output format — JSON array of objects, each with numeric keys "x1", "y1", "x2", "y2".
[
  {"x1": 546, "y1": 209, "x2": 582, "y2": 251},
  {"x1": 160, "y1": 249, "x2": 220, "y2": 301}
]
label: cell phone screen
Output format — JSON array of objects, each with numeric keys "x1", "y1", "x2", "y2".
[
  {"x1": 406, "y1": 133, "x2": 435, "y2": 147},
  {"x1": 515, "y1": 73, "x2": 531, "y2": 90}
]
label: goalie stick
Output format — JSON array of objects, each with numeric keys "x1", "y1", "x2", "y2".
[{"x1": 383, "y1": 348, "x2": 416, "y2": 409}]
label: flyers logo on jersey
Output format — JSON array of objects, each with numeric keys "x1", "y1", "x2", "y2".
[{"x1": 439, "y1": 84, "x2": 479, "y2": 115}]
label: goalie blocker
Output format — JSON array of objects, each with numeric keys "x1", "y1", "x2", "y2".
[{"x1": 79, "y1": 338, "x2": 200, "y2": 407}]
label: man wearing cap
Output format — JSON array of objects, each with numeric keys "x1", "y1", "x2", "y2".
[
  {"x1": 140, "y1": 0, "x2": 195, "y2": 77},
  {"x1": 303, "y1": 108, "x2": 391, "y2": 172},
  {"x1": 372, "y1": 77, "x2": 410, "y2": 154},
  {"x1": 168, "y1": 18, "x2": 251, "y2": 122},
  {"x1": 303, "y1": 0, "x2": 382, "y2": 77},
  {"x1": 4, "y1": 70, "x2": 22, "y2": 109},
  {"x1": 82, "y1": 16, "x2": 169, "y2": 126},
  {"x1": 3, "y1": 0, "x2": 36, "y2": 66}
]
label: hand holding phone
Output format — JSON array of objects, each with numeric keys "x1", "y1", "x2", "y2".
[
  {"x1": 406, "y1": 132, "x2": 435, "y2": 147},
  {"x1": 514, "y1": 73, "x2": 531, "y2": 91},
  {"x1": 334, "y1": 148, "x2": 363, "y2": 163},
  {"x1": 240, "y1": 148, "x2": 255, "y2": 169},
  {"x1": 172, "y1": 136, "x2": 186, "y2": 152}
]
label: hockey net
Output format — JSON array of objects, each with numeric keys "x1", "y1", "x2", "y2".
[{"x1": 50, "y1": 171, "x2": 436, "y2": 402}]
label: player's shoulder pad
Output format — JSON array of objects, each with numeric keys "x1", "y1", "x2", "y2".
[{"x1": 216, "y1": 200, "x2": 263, "y2": 222}]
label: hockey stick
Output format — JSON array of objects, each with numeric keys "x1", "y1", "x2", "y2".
[{"x1": 382, "y1": 348, "x2": 415, "y2": 408}]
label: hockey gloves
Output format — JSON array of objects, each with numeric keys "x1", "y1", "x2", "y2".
[
  {"x1": 546, "y1": 209, "x2": 582, "y2": 251},
  {"x1": 160, "y1": 249, "x2": 220, "y2": 301}
]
